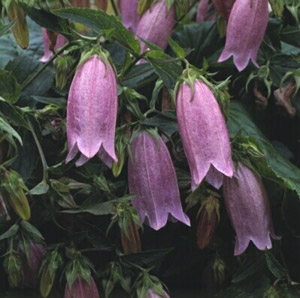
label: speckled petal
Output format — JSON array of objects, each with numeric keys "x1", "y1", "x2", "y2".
[
  {"x1": 66, "y1": 55, "x2": 118, "y2": 166},
  {"x1": 218, "y1": 0, "x2": 269, "y2": 71},
  {"x1": 176, "y1": 80, "x2": 233, "y2": 191},
  {"x1": 136, "y1": 0, "x2": 175, "y2": 53},
  {"x1": 128, "y1": 131, "x2": 190, "y2": 230},
  {"x1": 223, "y1": 163, "x2": 280, "y2": 256}
]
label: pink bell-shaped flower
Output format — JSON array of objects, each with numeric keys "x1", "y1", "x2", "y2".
[
  {"x1": 20, "y1": 241, "x2": 47, "y2": 289},
  {"x1": 66, "y1": 53, "x2": 118, "y2": 167},
  {"x1": 223, "y1": 163, "x2": 280, "y2": 256},
  {"x1": 196, "y1": 0, "x2": 215, "y2": 23},
  {"x1": 218, "y1": 0, "x2": 269, "y2": 71},
  {"x1": 147, "y1": 289, "x2": 170, "y2": 298},
  {"x1": 211, "y1": 0, "x2": 234, "y2": 21},
  {"x1": 128, "y1": 130, "x2": 190, "y2": 230},
  {"x1": 40, "y1": 28, "x2": 67, "y2": 63},
  {"x1": 118, "y1": 0, "x2": 140, "y2": 32},
  {"x1": 64, "y1": 276, "x2": 100, "y2": 298},
  {"x1": 176, "y1": 79, "x2": 234, "y2": 190},
  {"x1": 135, "y1": 0, "x2": 175, "y2": 53}
]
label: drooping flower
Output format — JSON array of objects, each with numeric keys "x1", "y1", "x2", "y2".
[
  {"x1": 135, "y1": 0, "x2": 175, "y2": 53},
  {"x1": 212, "y1": 0, "x2": 234, "y2": 20},
  {"x1": 196, "y1": 0, "x2": 215, "y2": 23},
  {"x1": 147, "y1": 289, "x2": 170, "y2": 298},
  {"x1": 176, "y1": 79, "x2": 234, "y2": 191},
  {"x1": 128, "y1": 130, "x2": 190, "y2": 230},
  {"x1": 218, "y1": 0, "x2": 269, "y2": 71},
  {"x1": 64, "y1": 276, "x2": 100, "y2": 298},
  {"x1": 66, "y1": 53, "x2": 118, "y2": 167},
  {"x1": 118, "y1": 0, "x2": 140, "y2": 32},
  {"x1": 40, "y1": 28, "x2": 67, "y2": 63},
  {"x1": 20, "y1": 242, "x2": 47, "y2": 289},
  {"x1": 223, "y1": 163, "x2": 280, "y2": 256}
]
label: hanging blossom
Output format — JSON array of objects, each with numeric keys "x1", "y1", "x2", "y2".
[
  {"x1": 64, "y1": 276, "x2": 99, "y2": 298},
  {"x1": 40, "y1": 28, "x2": 67, "y2": 63},
  {"x1": 118, "y1": 0, "x2": 140, "y2": 32},
  {"x1": 196, "y1": 0, "x2": 215, "y2": 23},
  {"x1": 176, "y1": 78, "x2": 234, "y2": 190},
  {"x1": 146, "y1": 289, "x2": 170, "y2": 298},
  {"x1": 211, "y1": 0, "x2": 234, "y2": 21},
  {"x1": 135, "y1": 0, "x2": 175, "y2": 54},
  {"x1": 223, "y1": 163, "x2": 280, "y2": 256},
  {"x1": 128, "y1": 130, "x2": 190, "y2": 230},
  {"x1": 66, "y1": 52, "x2": 118, "y2": 167},
  {"x1": 218, "y1": 0, "x2": 269, "y2": 71}
]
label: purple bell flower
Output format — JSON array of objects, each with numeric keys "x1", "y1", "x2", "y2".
[
  {"x1": 128, "y1": 131, "x2": 190, "y2": 230},
  {"x1": 176, "y1": 79, "x2": 234, "y2": 190},
  {"x1": 118, "y1": 0, "x2": 140, "y2": 32},
  {"x1": 64, "y1": 276, "x2": 100, "y2": 298},
  {"x1": 223, "y1": 163, "x2": 280, "y2": 255},
  {"x1": 66, "y1": 54, "x2": 118, "y2": 167},
  {"x1": 218, "y1": 0, "x2": 269, "y2": 71},
  {"x1": 135, "y1": 0, "x2": 175, "y2": 53},
  {"x1": 147, "y1": 289, "x2": 170, "y2": 298}
]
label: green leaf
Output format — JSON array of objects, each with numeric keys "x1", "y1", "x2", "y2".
[
  {"x1": 52, "y1": 7, "x2": 140, "y2": 54},
  {"x1": 265, "y1": 250, "x2": 286, "y2": 279},
  {"x1": 0, "y1": 117, "x2": 22, "y2": 145},
  {"x1": 172, "y1": 21, "x2": 221, "y2": 67},
  {"x1": 31, "y1": 96, "x2": 66, "y2": 106},
  {"x1": 228, "y1": 101, "x2": 300, "y2": 197},
  {"x1": 0, "y1": 224, "x2": 19, "y2": 241},
  {"x1": 167, "y1": 36, "x2": 186, "y2": 59},
  {"x1": 19, "y1": 3, "x2": 70, "y2": 37},
  {"x1": 29, "y1": 181, "x2": 49, "y2": 195},
  {"x1": 0, "y1": 20, "x2": 16, "y2": 37},
  {"x1": 146, "y1": 50, "x2": 183, "y2": 90},
  {"x1": 61, "y1": 198, "x2": 117, "y2": 215},
  {"x1": 20, "y1": 220, "x2": 44, "y2": 241},
  {"x1": 0, "y1": 70, "x2": 21, "y2": 103}
]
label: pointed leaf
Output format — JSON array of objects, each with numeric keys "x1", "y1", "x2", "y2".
[{"x1": 52, "y1": 7, "x2": 140, "y2": 54}]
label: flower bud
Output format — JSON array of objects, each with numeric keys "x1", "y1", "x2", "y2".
[
  {"x1": 128, "y1": 130, "x2": 190, "y2": 230},
  {"x1": 6, "y1": 0, "x2": 29, "y2": 49},
  {"x1": 3, "y1": 253, "x2": 23, "y2": 288},
  {"x1": 2, "y1": 170, "x2": 31, "y2": 220},
  {"x1": 196, "y1": 196, "x2": 220, "y2": 249},
  {"x1": 135, "y1": 0, "x2": 175, "y2": 53},
  {"x1": 223, "y1": 163, "x2": 280, "y2": 255},
  {"x1": 218, "y1": 0, "x2": 269, "y2": 71},
  {"x1": 66, "y1": 53, "x2": 118, "y2": 167},
  {"x1": 176, "y1": 79, "x2": 234, "y2": 190}
]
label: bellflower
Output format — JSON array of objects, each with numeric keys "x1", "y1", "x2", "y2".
[
  {"x1": 196, "y1": 0, "x2": 215, "y2": 23},
  {"x1": 66, "y1": 54, "x2": 118, "y2": 167},
  {"x1": 176, "y1": 79, "x2": 234, "y2": 191},
  {"x1": 212, "y1": 0, "x2": 234, "y2": 20},
  {"x1": 40, "y1": 28, "x2": 67, "y2": 63},
  {"x1": 223, "y1": 163, "x2": 280, "y2": 256},
  {"x1": 147, "y1": 289, "x2": 170, "y2": 298},
  {"x1": 135, "y1": 0, "x2": 175, "y2": 53},
  {"x1": 20, "y1": 242, "x2": 47, "y2": 289},
  {"x1": 64, "y1": 276, "x2": 99, "y2": 298},
  {"x1": 218, "y1": 0, "x2": 269, "y2": 71},
  {"x1": 128, "y1": 131, "x2": 190, "y2": 230},
  {"x1": 118, "y1": 0, "x2": 140, "y2": 32}
]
